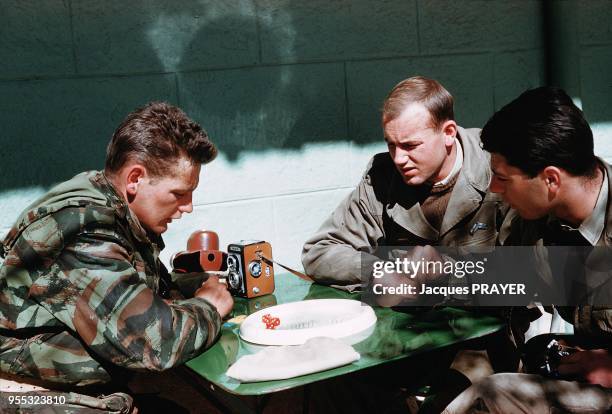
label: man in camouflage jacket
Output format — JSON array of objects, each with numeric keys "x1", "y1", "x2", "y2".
[{"x1": 0, "y1": 102, "x2": 232, "y2": 408}]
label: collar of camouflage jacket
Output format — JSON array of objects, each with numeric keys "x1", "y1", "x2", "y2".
[
  {"x1": 1, "y1": 171, "x2": 163, "y2": 257},
  {"x1": 90, "y1": 173, "x2": 163, "y2": 248}
]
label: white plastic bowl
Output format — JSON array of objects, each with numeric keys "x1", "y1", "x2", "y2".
[{"x1": 239, "y1": 299, "x2": 377, "y2": 346}]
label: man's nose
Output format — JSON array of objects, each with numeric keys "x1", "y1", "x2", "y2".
[
  {"x1": 179, "y1": 195, "x2": 194, "y2": 214},
  {"x1": 489, "y1": 177, "x2": 503, "y2": 193},
  {"x1": 181, "y1": 202, "x2": 194, "y2": 214},
  {"x1": 393, "y1": 148, "x2": 409, "y2": 165}
]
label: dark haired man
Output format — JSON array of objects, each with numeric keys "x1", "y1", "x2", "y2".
[
  {"x1": 0, "y1": 102, "x2": 232, "y2": 412},
  {"x1": 302, "y1": 76, "x2": 504, "y2": 286},
  {"x1": 444, "y1": 87, "x2": 612, "y2": 413}
]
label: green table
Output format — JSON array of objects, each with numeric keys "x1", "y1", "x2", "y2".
[{"x1": 183, "y1": 273, "x2": 503, "y2": 411}]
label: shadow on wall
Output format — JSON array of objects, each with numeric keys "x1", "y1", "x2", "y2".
[
  {"x1": 0, "y1": 1, "x2": 176, "y2": 192},
  {"x1": 175, "y1": 0, "x2": 506, "y2": 161},
  {"x1": 2, "y1": 0, "x2": 609, "y2": 194},
  {"x1": 1, "y1": 1, "x2": 316, "y2": 191},
  {"x1": 174, "y1": 3, "x2": 344, "y2": 159}
]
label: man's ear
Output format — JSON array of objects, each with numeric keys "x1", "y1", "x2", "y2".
[
  {"x1": 541, "y1": 166, "x2": 561, "y2": 195},
  {"x1": 125, "y1": 165, "x2": 147, "y2": 196},
  {"x1": 441, "y1": 120, "x2": 457, "y2": 147}
]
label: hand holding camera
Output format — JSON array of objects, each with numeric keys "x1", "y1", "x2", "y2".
[
  {"x1": 195, "y1": 275, "x2": 234, "y2": 318},
  {"x1": 374, "y1": 245, "x2": 445, "y2": 307}
]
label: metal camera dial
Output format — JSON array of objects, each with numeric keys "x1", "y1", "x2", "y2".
[{"x1": 248, "y1": 261, "x2": 262, "y2": 278}]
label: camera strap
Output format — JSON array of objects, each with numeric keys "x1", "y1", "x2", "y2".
[{"x1": 259, "y1": 254, "x2": 313, "y2": 282}]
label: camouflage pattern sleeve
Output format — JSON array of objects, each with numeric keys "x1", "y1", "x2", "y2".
[
  {"x1": 0, "y1": 206, "x2": 222, "y2": 384},
  {"x1": 168, "y1": 271, "x2": 208, "y2": 299}
]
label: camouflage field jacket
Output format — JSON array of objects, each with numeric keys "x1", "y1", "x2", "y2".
[{"x1": 0, "y1": 171, "x2": 222, "y2": 387}]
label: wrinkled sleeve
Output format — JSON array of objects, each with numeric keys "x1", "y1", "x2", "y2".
[
  {"x1": 20, "y1": 213, "x2": 222, "y2": 372},
  {"x1": 301, "y1": 177, "x2": 384, "y2": 285}
]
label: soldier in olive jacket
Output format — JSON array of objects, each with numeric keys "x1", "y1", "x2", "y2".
[{"x1": 302, "y1": 76, "x2": 506, "y2": 286}]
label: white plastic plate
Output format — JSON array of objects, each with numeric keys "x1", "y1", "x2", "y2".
[{"x1": 239, "y1": 299, "x2": 377, "y2": 346}]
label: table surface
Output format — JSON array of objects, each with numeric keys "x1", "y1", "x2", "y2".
[{"x1": 186, "y1": 273, "x2": 503, "y2": 396}]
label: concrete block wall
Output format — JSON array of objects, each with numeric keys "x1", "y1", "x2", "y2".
[
  {"x1": 3, "y1": 0, "x2": 601, "y2": 271},
  {"x1": 577, "y1": 0, "x2": 612, "y2": 160}
]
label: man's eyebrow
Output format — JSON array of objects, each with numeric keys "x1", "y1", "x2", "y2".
[
  {"x1": 174, "y1": 184, "x2": 197, "y2": 192},
  {"x1": 397, "y1": 138, "x2": 422, "y2": 145},
  {"x1": 384, "y1": 136, "x2": 423, "y2": 145}
]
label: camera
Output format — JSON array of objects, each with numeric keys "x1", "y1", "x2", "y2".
[
  {"x1": 227, "y1": 240, "x2": 275, "y2": 298},
  {"x1": 172, "y1": 230, "x2": 228, "y2": 273},
  {"x1": 538, "y1": 339, "x2": 578, "y2": 378},
  {"x1": 524, "y1": 335, "x2": 579, "y2": 379}
]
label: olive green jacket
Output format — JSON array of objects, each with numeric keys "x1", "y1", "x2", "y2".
[{"x1": 302, "y1": 127, "x2": 506, "y2": 285}]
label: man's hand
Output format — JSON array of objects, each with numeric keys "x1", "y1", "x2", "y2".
[
  {"x1": 373, "y1": 245, "x2": 445, "y2": 307},
  {"x1": 409, "y1": 245, "x2": 445, "y2": 283},
  {"x1": 558, "y1": 349, "x2": 612, "y2": 388},
  {"x1": 194, "y1": 275, "x2": 233, "y2": 318},
  {"x1": 375, "y1": 270, "x2": 417, "y2": 307}
]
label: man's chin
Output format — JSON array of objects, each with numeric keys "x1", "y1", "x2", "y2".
[
  {"x1": 402, "y1": 175, "x2": 425, "y2": 186},
  {"x1": 149, "y1": 224, "x2": 167, "y2": 235},
  {"x1": 515, "y1": 208, "x2": 546, "y2": 221}
]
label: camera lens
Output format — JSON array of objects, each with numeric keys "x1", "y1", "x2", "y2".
[
  {"x1": 249, "y1": 261, "x2": 262, "y2": 277},
  {"x1": 227, "y1": 255, "x2": 238, "y2": 271},
  {"x1": 228, "y1": 271, "x2": 240, "y2": 289}
]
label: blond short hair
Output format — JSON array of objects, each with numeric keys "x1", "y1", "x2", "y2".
[{"x1": 382, "y1": 76, "x2": 454, "y2": 130}]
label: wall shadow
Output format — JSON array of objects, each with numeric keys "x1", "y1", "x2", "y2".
[{"x1": 0, "y1": 0, "x2": 610, "y2": 193}]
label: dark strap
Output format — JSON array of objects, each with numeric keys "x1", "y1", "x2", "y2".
[{"x1": 259, "y1": 254, "x2": 313, "y2": 282}]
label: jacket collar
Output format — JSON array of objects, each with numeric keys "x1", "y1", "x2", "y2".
[
  {"x1": 456, "y1": 126, "x2": 491, "y2": 194},
  {"x1": 440, "y1": 127, "x2": 491, "y2": 235},
  {"x1": 387, "y1": 199, "x2": 439, "y2": 241},
  {"x1": 603, "y1": 160, "x2": 612, "y2": 246},
  {"x1": 577, "y1": 162, "x2": 608, "y2": 245},
  {"x1": 91, "y1": 172, "x2": 164, "y2": 248}
]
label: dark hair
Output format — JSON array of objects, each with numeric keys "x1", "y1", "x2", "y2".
[
  {"x1": 382, "y1": 76, "x2": 454, "y2": 130},
  {"x1": 105, "y1": 102, "x2": 217, "y2": 177},
  {"x1": 481, "y1": 87, "x2": 597, "y2": 178}
]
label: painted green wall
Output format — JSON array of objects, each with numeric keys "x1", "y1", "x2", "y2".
[{"x1": 0, "y1": 0, "x2": 609, "y2": 268}]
